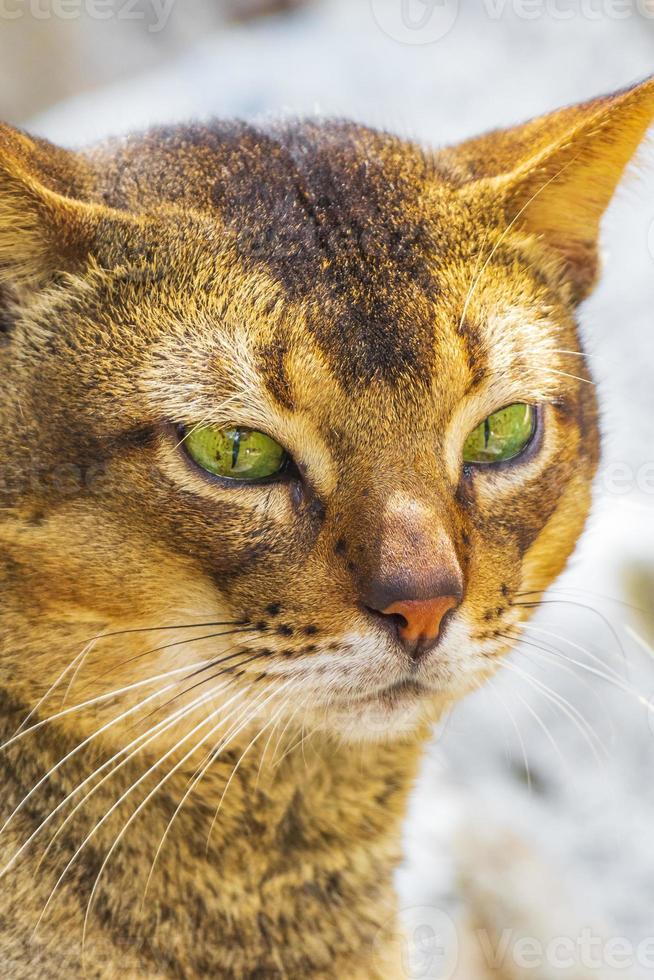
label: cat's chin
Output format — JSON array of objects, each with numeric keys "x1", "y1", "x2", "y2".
[{"x1": 308, "y1": 680, "x2": 447, "y2": 744}]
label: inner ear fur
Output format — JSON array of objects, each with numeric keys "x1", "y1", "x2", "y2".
[
  {"x1": 446, "y1": 76, "x2": 654, "y2": 301},
  {"x1": 0, "y1": 124, "x2": 111, "y2": 294}
]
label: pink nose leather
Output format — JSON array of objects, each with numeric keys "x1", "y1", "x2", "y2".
[{"x1": 382, "y1": 595, "x2": 459, "y2": 645}]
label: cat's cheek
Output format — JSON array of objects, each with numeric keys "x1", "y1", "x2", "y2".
[
  {"x1": 518, "y1": 470, "x2": 595, "y2": 593},
  {"x1": 139, "y1": 435, "x2": 313, "y2": 577}
]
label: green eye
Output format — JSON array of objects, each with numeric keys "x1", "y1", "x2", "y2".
[
  {"x1": 182, "y1": 425, "x2": 288, "y2": 481},
  {"x1": 462, "y1": 404, "x2": 536, "y2": 465}
]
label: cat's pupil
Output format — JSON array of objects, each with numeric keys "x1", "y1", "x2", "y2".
[{"x1": 231, "y1": 429, "x2": 241, "y2": 468}]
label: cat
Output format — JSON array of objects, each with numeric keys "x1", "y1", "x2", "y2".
[{"x1": 0, "y1": 75, "x2": 652, "y2": 979}]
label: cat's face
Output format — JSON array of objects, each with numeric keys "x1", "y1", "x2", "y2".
[{"x1": 0, "y1": 79, "x2": 651, "y2": 745}]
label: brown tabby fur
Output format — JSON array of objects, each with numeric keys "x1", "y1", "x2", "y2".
[{"x1": 0, "y1": 77, "x2": 653, "y2": 978}]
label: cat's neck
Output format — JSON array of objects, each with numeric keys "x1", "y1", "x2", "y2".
[{"x1": 0, "y1": 687, "x2": 427, "y2": 978}]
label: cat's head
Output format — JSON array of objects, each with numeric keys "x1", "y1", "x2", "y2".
[{"x1": 1, "y1": 78, "x2": 652, "y2": 745}]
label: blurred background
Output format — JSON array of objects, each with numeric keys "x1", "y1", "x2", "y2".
[{"x1": 4, "y1": 1, "x2": 653, "y2": 975}]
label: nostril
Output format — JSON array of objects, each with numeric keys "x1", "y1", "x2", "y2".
[
  {"x1": 376, "y1": 595, "x2": 460, "y2": 659},
  {"x1": 438, "y1": 607, "x2": 456, "y2": 638},
  {"x1": 391, "y1": 611, "x2": 408, "y2": 630},
  {"x1": 363, "y1": 605, "x2": 407, "y2": 633}
]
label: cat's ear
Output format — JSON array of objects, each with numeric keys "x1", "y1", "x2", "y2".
[
  {"x1": 0, "y1": 125, "x2": 107, "y2": 294},
  {"x1": 447, "y1": 77, "x2": 654, "y2": 300}
]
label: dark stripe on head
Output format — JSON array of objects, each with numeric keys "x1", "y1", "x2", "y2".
[{"x1": 203, "y1": 120, "x2": 450, "y2": 388}]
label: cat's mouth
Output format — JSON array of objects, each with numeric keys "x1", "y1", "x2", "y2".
[
  {"x1": 317, "y1": 676, "x2": 437, "y2": 739},
  {"x1": 347, "y1": 678, "x2": 430, "y2": 706}
]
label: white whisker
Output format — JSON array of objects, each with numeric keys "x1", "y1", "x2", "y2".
[
  {"x1": 141, "y1": 681, "x2": 295, "y2": 907},
  {"x1": 0, "y1": 683, "x2": 174, "y2": 848},
  {"x1": 519, "y1": 623, "x2": 627, "y2": 682},
  {"x1": 0, "y1": 656, "x2": 226, "y2": 753},
  {"x1": 205, "y1": 685, "x2": 296, "y2": 850},
  {"x1": 14, "y1": 639, "x2": 97, "y2": 737},
  {"x1": 505, "y1": 659, "x2": 607, "y2": 765},
  {"x1": 34, "y1": 685, "x2": 251, "y2": 938},
  {"x1": 33, "y1": 681, "x2": 236, "y2": 875},
  {"x1": 545, "y1": 367, "x2": 595, "y2": 386},
  {"x1": 626, "y1": 626, "x2": 654, "y2": 662},
  {"x1": 80, "y1": 678, "x2": 294, "y2": 952},
  {"x1": 509, "y1": 684, "x2": 568, "y2": 768},
  {"x1": 485, "y1": 678, "x2": 532, "y2": 791}
]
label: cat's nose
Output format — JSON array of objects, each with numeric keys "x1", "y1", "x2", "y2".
[
  {"x1": 381, "y1": 595, "x2": 460, "y2": 656},
  {"x1": 367, "y1": 586, "x2": 461, "y2": 661},
  {"x1": 352, "y1": 490, "x2": 464, "y2": 659},
  {"x1": 363, "y1": 563, "x2": 463, "y2": 661}
]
